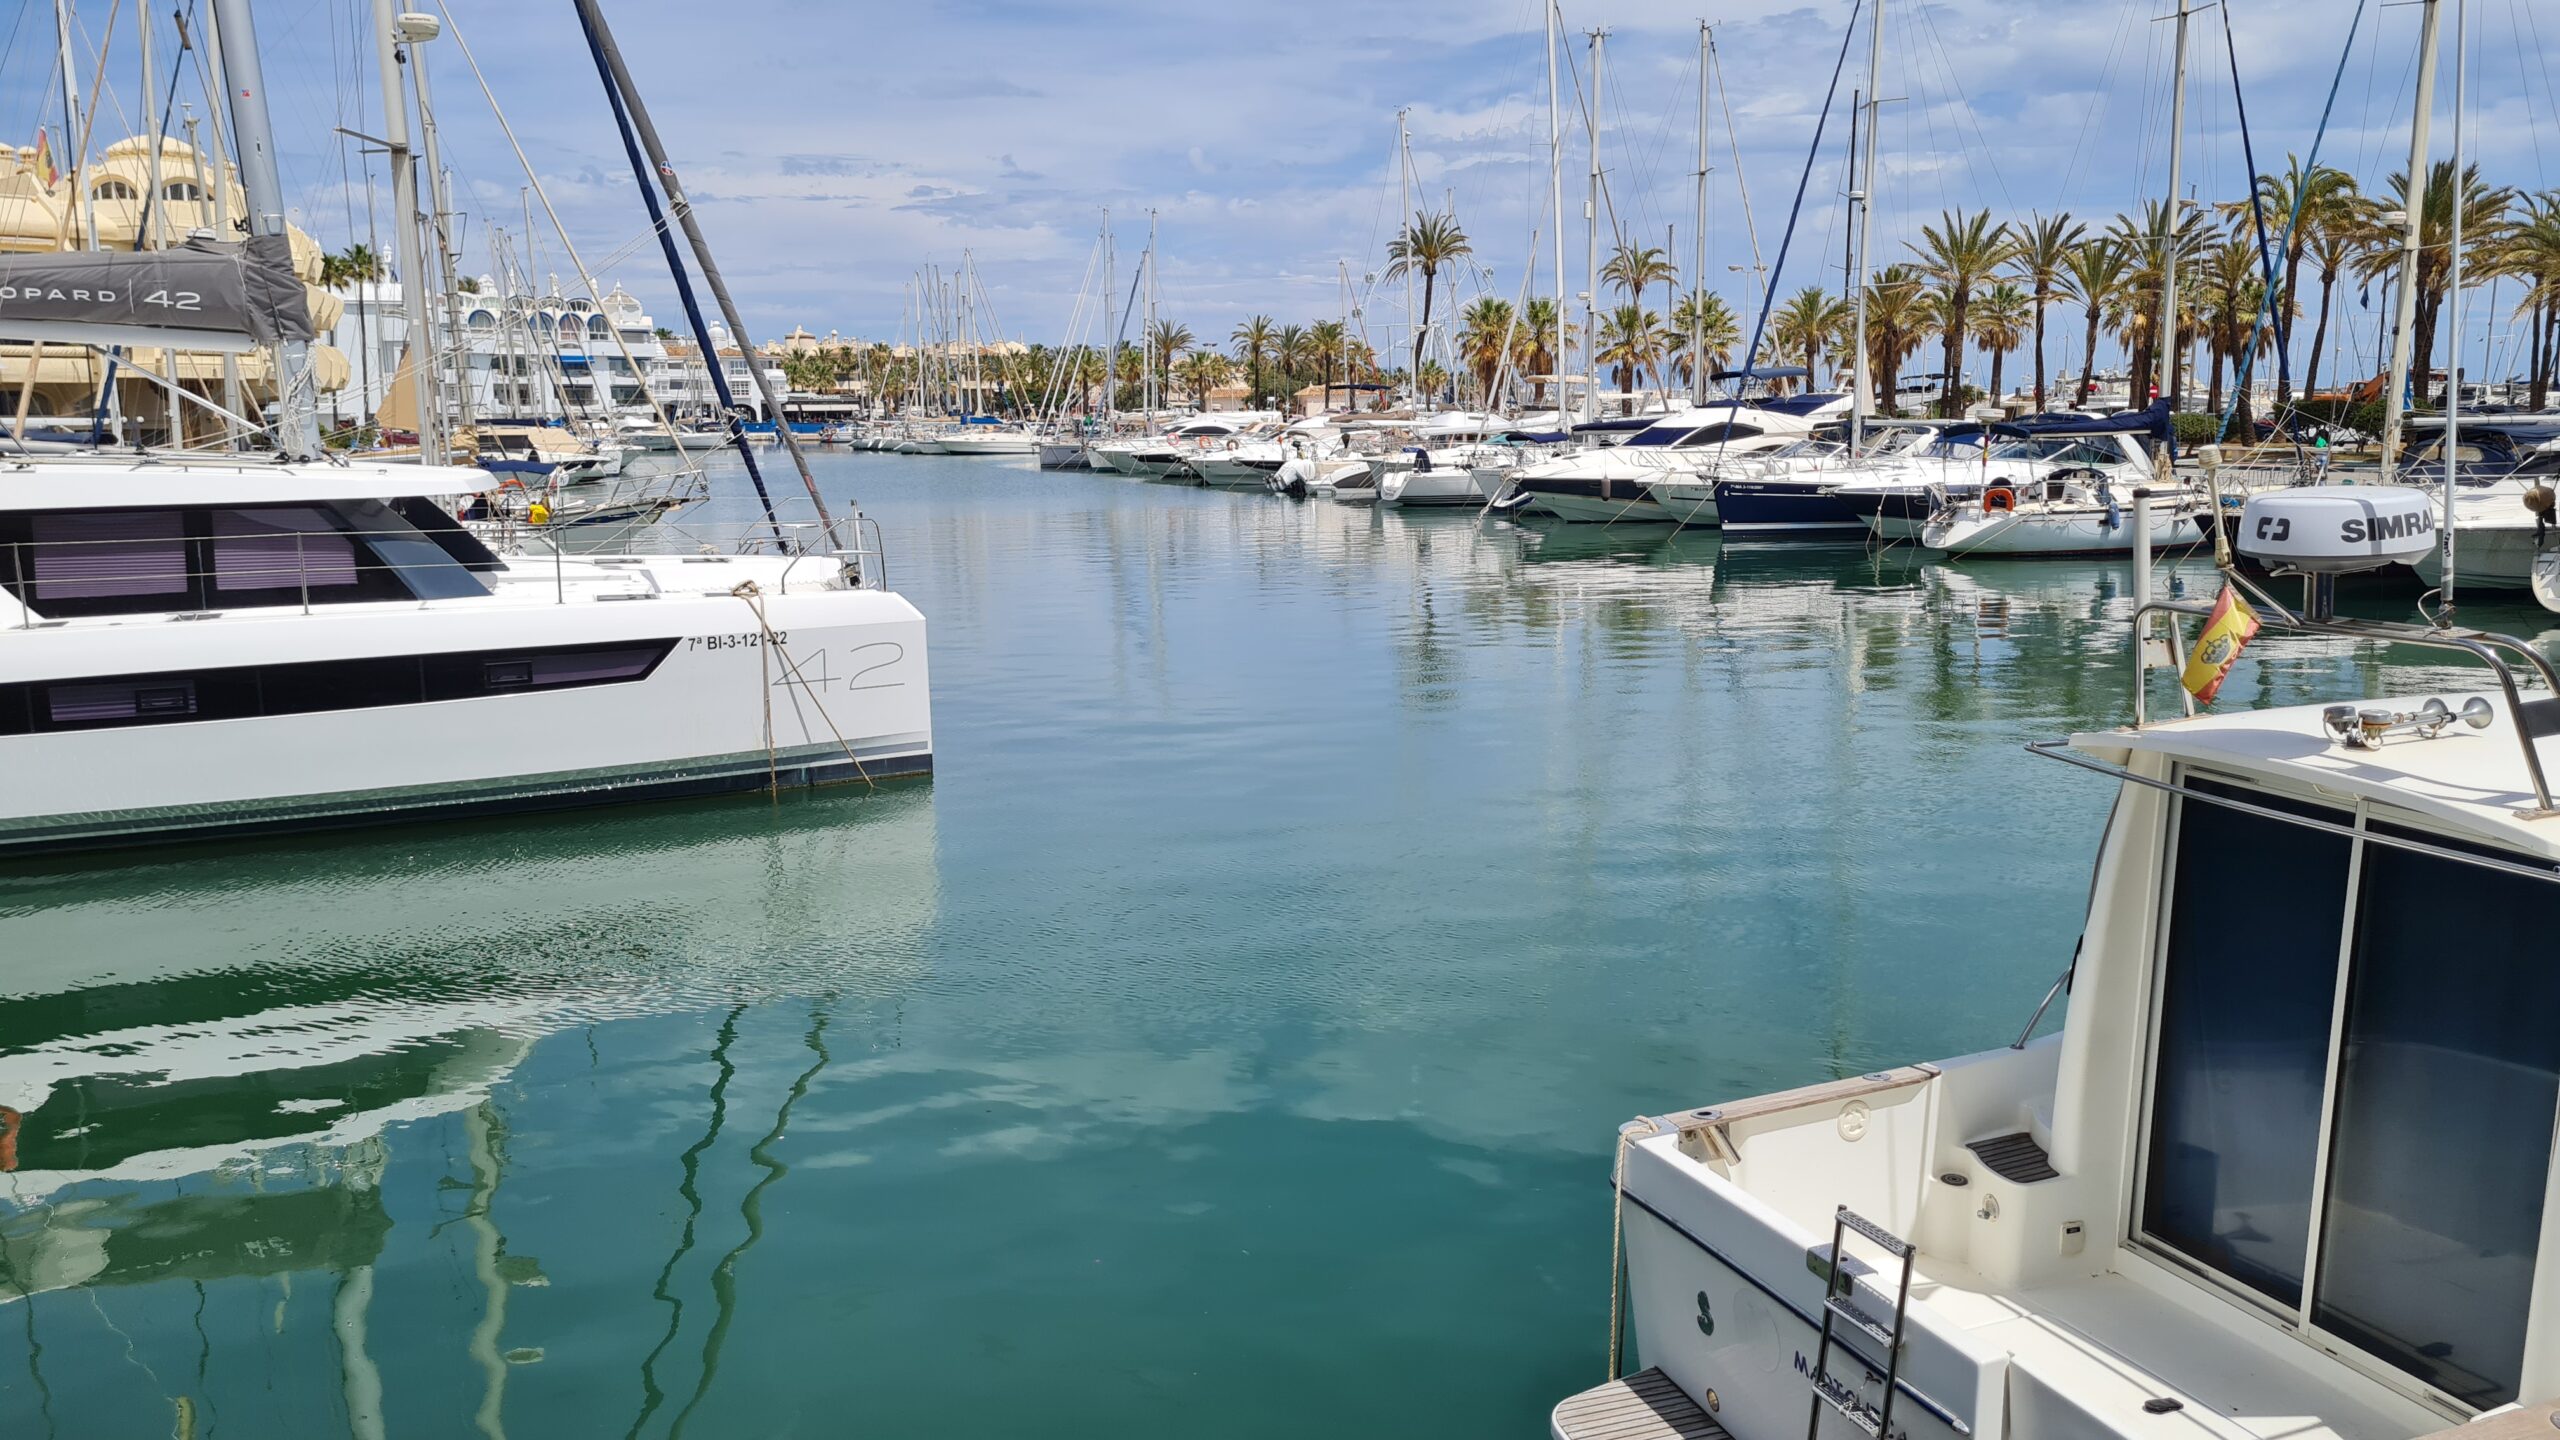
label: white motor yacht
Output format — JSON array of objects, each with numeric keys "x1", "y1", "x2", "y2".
[
  {"x1": 934, "y1": 427, "x2": 1041, "y2": 456},
  {"x1": 1519, "y1": 397, "x2": 1852, "y2": 525},
  {"x1": 1557, "y1": 488, "x2": 2560, "y2": 1440},
  {"x1": 1921, "y1": 467, "x2": 2210, "y2": 558}
]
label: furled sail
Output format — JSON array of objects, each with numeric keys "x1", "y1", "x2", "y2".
[{"x1": 0, "y1": 234, "x2": 316, "y2": 354}]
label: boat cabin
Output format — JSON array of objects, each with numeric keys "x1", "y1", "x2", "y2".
[{"x1": 1596, "y1": 604, "x2": 2560, "y2": 1438}]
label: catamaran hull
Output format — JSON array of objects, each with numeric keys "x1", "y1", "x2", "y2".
[{"x1": 0, "y1": 588, "x2": 933, "y2": 856}]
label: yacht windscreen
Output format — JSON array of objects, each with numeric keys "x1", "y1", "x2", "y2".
[{"x1": 2143, "y1": 774, "x2": 2560, "y2": 1410}]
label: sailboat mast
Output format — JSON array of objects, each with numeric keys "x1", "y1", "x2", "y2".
[
  {"x1": 2375, "y1": 0, "x2": 2437, "y2": 481},
  {"x1": 1102, "y1": 211, "x2": 1115, "y2": 429},
  {"x1": 1397, "y1": 108, "x2": 1415, "y2": 408},
  {"x1": 571, "y1": 0, "x2": 835, "y2": 530},
  {"x1": 1546, "y1": 0, "x2": 1568, "y2": 422},
  {"x1": 1851, "y1": 0, "x2": 1883, "y2": 445},
  {"x1": 2441, "y1": 0, "x2": 2467, "y2": 614},
  {"x1": 2155, "y1": 0, "x2": 2192, "y2": 451},
  {"x1": 369, "y1": 0, "x2": 441, "y2": 461},
  {"x1": 1584, "y1": 30, "x2": 1605, "y2": 426},
  {"x1": 210, "y1": 0, "x2": 324, "y2": 458},
  {"x1": 1145, "y1": 210, "x2": 1159, "y2": 424},
  {"x1": 1692, "y1": 23, "x2": 1710, "y2": 408},
  {"x1": 407, "y1": 21, "x2": 473, "y2": 432}
]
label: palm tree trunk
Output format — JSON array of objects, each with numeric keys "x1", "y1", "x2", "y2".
[
  {"x1": 2078, "y1": 309, "x2": 2101, "y2": 407},
  {"x1": 2207, "y1": 344, "x2": 2224, "y2": 417},
  {"x1": 2278, "y1": 241, "x2": 2305, "y2": 404},
  {"x1": 2414, "y1": 287, "x2": 2444, "y2": 408},
  {"x1": 1939, "y1": 305, "x2": 1966, "y2": 418},
  {"x1": 2536, "y1": 298, "x2": 2556, "y2": 411},
  {"x1": 2031, "y1": 295, "x2": 2048, "y2": 412},
  {"x1": 2303, "y1": 271, "x2": 2335, "y2": 398},
  {"x1": 1987, "y1": 348, "x2": 2005, "y2": 412},
  {"x1": 1411, "y1": 270, "x2": 1436, "y2": 403}
]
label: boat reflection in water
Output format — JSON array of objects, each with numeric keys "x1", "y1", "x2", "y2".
[{"x1": 0, "y1": 786, "x2": 935, "y2": 1437}]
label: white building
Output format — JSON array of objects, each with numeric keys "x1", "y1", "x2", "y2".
[{"x1": 318, "y1": 277, "x2": 718, "y2": 429}]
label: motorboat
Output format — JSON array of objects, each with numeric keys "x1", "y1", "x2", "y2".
[
  {"x1": 934, "y1": 423, "x2": 1041, "y2": 456},
  {"x1": 1557, "y1": 487, "x2": 2560, "y2": 1440},
  {"x1": 2400, "y1": 423, "x2": 2560, "y2": 592},
  {"x1": 1921, "y1": 466, "x2": 2209, "y2": 558},
  {"x1": 1191, "y1": 421, "x2": 1346, "y2": 489},
  {"x1": 1517, "y1": 397, "x2": 1852, "y2": 525},
  {"x1": 1841, "y1": 409, "x2": 2168, "y2": 541}
]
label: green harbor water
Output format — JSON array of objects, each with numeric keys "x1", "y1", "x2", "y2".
[{"x1": 3, "y1": 454, "x2": 2550, "y2": 1437}]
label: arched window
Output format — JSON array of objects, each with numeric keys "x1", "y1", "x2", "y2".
[
  {"x1": 161, "y1": 179, "x2": 203, "y2": 201},
  {"x1": 92, "y1": 178, "x2": 139, "y2": 201},
  {"x1": 466, "y1": 309, "x2": 497, "y2": 332},
  {"x1": 528, "y1": 313, "x2": 555, "y2": 337},
  {"x1": 587, "y1": 315, "x2": 611, "y2": 339}
]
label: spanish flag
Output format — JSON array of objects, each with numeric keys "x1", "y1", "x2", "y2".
[
  {"x1": 2181, "y1": 583, "x2": 2260, "y2": 703},
  {"x1": 31, "y1": 127, "x2": 55, "y2": 188}
]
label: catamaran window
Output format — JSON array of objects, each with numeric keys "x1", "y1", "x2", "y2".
[
  {"x1": 211, "y1": 508, "x2": 358, "y2": 592},
  {"x1": 24, "y1": 511, "x2": 190, "y2": 604},
  {"x1": 2309, "y1": 822, "x2": 2560, "y2": 1411},
  {"x1": 1, "y1": 640, "x2": 679, "y2": 735},
  {"x1": 2142, "y1": 779, "x2": 2351, "y2": 1309}
]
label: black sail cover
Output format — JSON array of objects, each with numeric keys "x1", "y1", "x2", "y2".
[{"x1": 0, "y1": 234, "x2": 316, "y2": 352}]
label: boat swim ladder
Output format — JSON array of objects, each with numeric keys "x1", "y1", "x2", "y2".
[{"x1": 1806, "y1": 1205, "x2": 1915, "y2": 1440}]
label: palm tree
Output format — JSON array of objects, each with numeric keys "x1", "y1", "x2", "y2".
[
  {"x1": 2199, "y1": 231, "x2": 2274, "y2": 425},
  {"x1": 1909, "y1": 209, "x2": 2012, "y2": 416},
  {"x1": 1520, "y1": 297, "x2": 1566, "y2": 401},
  {"x1": 2006, "y1": 213, "x2": 2084, "y2": 412},
  {"x1": 2298, "y1": 217, "x2": 2358, "y2": 399},
  {"x1": 2106, "y1": 200, "x2": 2214, "y2": 404},
  {"x1": 1457, "y1": 296, "x2": 1517, "y2": 406},
  {"x1": 1768, "y1": 287, "x2": 1850, "y2": 387},
  {"x1": 1148, "y1": 320, "x2": 1193, "y2": 378},
  {"x1": 2234, "y1": 157, "x2": 2357, "y2": 402},
  {"x1": 1595, "y1": 305, "x2": 1665, "y2": 398},
  {"x1": 2499, "y1": 192, "x2": 2560, "y2": 410},
  {"x1": 1305, "y1": 319, "x2": 1349, "y2": 404},
  {"x1": 1859, "y1": 266, "x2": 1940, "y2": 415},
  {"x1": 2359, "y1": 161, "x2": 2514, "y2": 403},
  {"x1": 1383, "y1": 211, "x2": 1473, "y2": 402},
  {"x1": 1969, "y1": 282, "x2": 2031, "y2": 408},
  {"x1": 1178, "y1": 351, "x2": 1233, "y2": 409},
  {"x1": 1231, "y1": 314, "x2": 1278, "y2": 401},
  {"x1": 1601, "y1": 243, "x2": 1677, "y2": 304},
  {"x1": 1667, "y1": 291, "x2": 1739, "y2": 393}
]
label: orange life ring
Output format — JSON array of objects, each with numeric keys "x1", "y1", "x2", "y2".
[
  {"x1": 1982, "y1": 486, "x2": 2016, "y2": 514},
  {"x1": 497, "y1": 477, "x2": 529, "y2": 493}
]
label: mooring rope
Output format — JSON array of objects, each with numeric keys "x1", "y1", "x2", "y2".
[{"x1": 730, "y1": 581, "x2": 878, "y2": 794}]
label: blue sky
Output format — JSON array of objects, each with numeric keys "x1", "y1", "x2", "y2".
[{"x1": 5, "y1": 0, "x2": 2558, "y2": 381}]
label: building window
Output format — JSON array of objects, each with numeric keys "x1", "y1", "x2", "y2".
[
  {"x1": 162, "y1": 179, "x2": 203, "y2": 200},
  {"x1": 92, "y1": 178, "x2": 139, "y2": 201}
]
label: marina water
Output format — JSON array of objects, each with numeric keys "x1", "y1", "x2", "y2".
[{"x1": 2, "y1": 452, "x2": 2542, "y2": 1437}]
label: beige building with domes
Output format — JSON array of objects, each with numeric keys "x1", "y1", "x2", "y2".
[{"x1": 0, "y1": 136, "x2": 348, "y2": 442}]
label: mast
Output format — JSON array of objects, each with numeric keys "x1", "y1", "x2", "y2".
[
  {"x1": 1397, "y1": 108, "x2": 1415, "y2": 408},
  {"x1": 2381, "y1": 0, "x2": 2443, "y2": 484},
  {"x1": 1102, "y1": 210, "x2": 1115, "y2": 429},
  {"x1": 142, "y1": 10, "x2": 182, "y2": 444},
  {"x1": 1546, "y1": 0, "x2": 1568, "y2": 421},
  {"x1": 369, "y1": 0, "x2": 440, "y2": 461},
  {"x1": 572, "y1": 0, "x2": 835, "y2": 531},
  {"x1": 1584, "y1": 30, "x2": 1606, "y2": 426},
  {"x1": 2440, "y1": 0, "x2": 2466, "y2": 614},
  {"x1": 1692, "y1": 23, "x2": 1710, "y2": 408},
  {"x1": 1145, "y1": 211, "x2": 1160, "y2": 423},
  {"x1": 209, "y1": 0, "x2": 324, "y2": 458},
  {"x1": 403, "y1": 15, "x2": 474, "y2": 432},
  {"x1": 2154, "y1": 0, "x2": 2193, "y2": 458},
  {"x1": 52, "y1": 2, "x2": 91, "y2": 251},
  {"x1": 1851, "y1": 0, "x2": 1883, "y2": 444}
]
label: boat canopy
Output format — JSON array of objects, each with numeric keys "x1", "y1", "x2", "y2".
[{"x1": 0, "y1": 234, "x2": 315, "y2": 354}]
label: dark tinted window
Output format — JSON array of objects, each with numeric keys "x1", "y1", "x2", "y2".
[
  {"x1": 27, "y1": 511, "x2": 188, "y2": 603},
  {"x1": 2143, "y1": 779, "x2": 2351, "y2": 1309},
  {"x1": 2312, "y1": 823, "x2": 2560, "y2": 1409}
]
